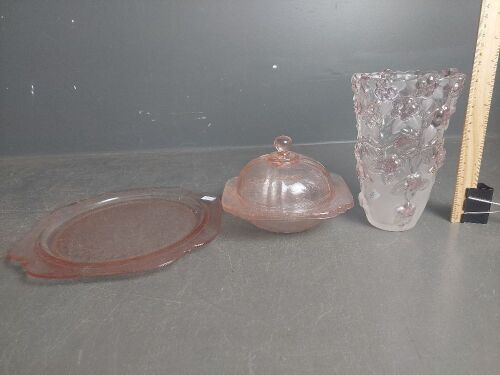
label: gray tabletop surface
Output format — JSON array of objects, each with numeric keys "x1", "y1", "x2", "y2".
[{"x1": 1, "y1": 137, "x2": 499, "y2": 375}]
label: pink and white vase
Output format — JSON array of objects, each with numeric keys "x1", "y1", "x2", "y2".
[{"x1": 352, "y1": 69, "x2": 465, "y2": 231}]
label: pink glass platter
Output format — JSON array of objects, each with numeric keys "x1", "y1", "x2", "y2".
[{"x1": 6, "y1": 188, "x2": 222, "y2": 280}]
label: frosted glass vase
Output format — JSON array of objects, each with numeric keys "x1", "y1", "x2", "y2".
[{"x1": 352, "y1": 69, "x2": 465, "y2": 231}]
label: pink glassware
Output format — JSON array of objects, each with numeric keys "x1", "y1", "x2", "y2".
[
  {"x1": 222, "y1": 136, "x2": 354, "y2": 233},
  {"x1": 6, "y1": 188, "x2": 222, "y2": 279},
  {"x1": 352, "y1": 69, "x2": 466, "y2": 230}
]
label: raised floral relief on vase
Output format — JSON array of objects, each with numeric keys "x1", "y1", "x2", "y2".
[{"x1": 352, "y1": 69, "x2": 465, "y2": 231}]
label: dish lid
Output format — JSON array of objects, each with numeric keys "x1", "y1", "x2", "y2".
[
  {"x1": 222, "y1": 136, "x2": 354, "y2": 220},
  {"x1": 6, "y1": 188, "x2": 221, "y2": 279}
]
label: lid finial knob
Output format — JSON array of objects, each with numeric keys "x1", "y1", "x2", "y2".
[{"x1": 274, "y1": 135, "x2": 292, "y2": 154}]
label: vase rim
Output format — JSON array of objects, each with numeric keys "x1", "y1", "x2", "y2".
[{"x1": 352, "y1": 68, "x2": 465, "y2": 83}]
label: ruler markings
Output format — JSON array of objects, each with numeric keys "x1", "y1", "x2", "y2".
[{"x1": 451, "y1": 0, "x2": 500, "y2": 223}]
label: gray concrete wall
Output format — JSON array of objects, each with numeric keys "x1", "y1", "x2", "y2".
[{"x1": 0, "y1": 0, "x2": 492, "y2": 156}]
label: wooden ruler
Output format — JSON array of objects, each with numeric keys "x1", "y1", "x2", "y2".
[{"x1": 451, "y1": 0, "x2": 500, "y2": 223}]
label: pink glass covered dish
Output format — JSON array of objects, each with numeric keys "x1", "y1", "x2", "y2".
[
  {"x1": 6, "y1": 188, "x2": 222, "y2": 279},
  {"x1": 222, "y1": 136, "x2": 354, "y2": 233}
]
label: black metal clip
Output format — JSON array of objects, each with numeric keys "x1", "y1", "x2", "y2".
[{"x1": 461, "y1": 183, "x2": 496, "y2": 224}]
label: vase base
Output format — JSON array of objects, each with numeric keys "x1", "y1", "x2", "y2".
[
  {"x1": 364, "y1": 215, "x2": 417, "y2": 231},
  {"x1": 359, "y1": 193, "x2": 418, "y2": 231}
]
